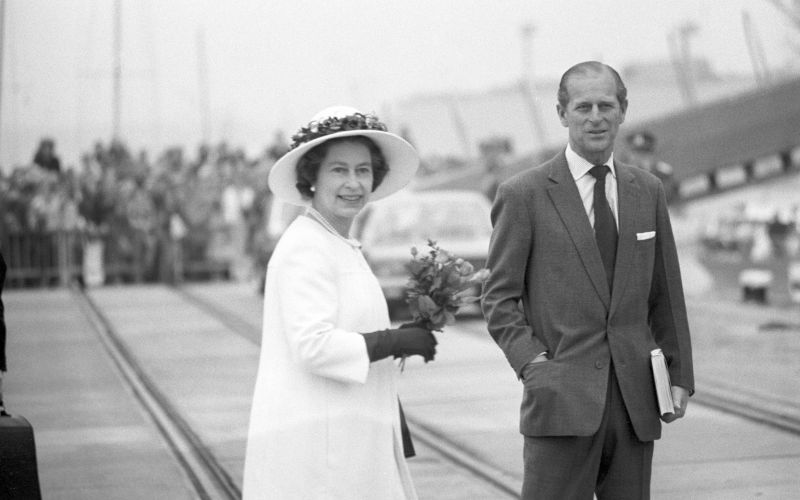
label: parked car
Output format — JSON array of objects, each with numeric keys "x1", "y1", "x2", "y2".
[{"x1": 352, "y1": 189, "x2": 492, "y2": 316}]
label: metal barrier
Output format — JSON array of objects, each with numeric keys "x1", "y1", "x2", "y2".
[
  {"x1": 1, "y1": 231, "x2": 82, "y2": 288},
  {"x1": 1, "y1": 230, "x2": 231, "y2": 289}
]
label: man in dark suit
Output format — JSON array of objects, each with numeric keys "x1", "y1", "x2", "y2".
[{"x1": 481, "y1": 61, "x2": 694, "y2": 499}]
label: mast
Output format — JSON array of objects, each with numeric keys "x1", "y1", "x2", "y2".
[
  {"x1": 447, "y1": 96, "x2": 471, "y2": 157},
  {"x1": 0, "y1": 0, "x2": 6, "y2": 159},
  {"x1": 742, "y1": 10, "x2": 771, "y2": 85},
  {"x1": 667, "y1": 22, "x2": 698, "y2": 107},
  {"x1": 196, "y1": 26, "x2": 210, "y2": 144},
  {"x1": 112, "y1": 0, "x2": 122, "y2": 141},
  {"x1": 519, "y1": 23, "x2": 547, "y2": 147}
]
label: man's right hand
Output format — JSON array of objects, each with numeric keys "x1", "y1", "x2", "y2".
[{"x1": 521, "y1": 352, "x2": 548, "y2": 381}]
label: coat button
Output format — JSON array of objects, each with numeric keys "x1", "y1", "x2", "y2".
[{"x1": 595, "y1": 360, "x2": 605, "y2": 369}]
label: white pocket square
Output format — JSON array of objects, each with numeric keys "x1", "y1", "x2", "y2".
[{"x1": 637, "y1": 231, "x2": 656, "y2": 241}]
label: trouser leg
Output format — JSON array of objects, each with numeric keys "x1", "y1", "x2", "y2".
[
  {"x1": 596, "y1": 368, "x2": 654, "y2": 500},
  {"x1": 521, "y1": 370, "x2": 611, "y2": 500},
  {"x1": 522, "y1": 432, "x2": 598, "y2": 500},
  {"x1": 521, "y1": 366, "x2": 654, "y2": 500}
]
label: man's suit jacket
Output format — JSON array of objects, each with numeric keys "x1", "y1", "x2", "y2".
[{"x1": 481, "y1": 151, "x2": 693, "y2": 442}]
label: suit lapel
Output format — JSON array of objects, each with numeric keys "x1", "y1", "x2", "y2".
[
  {"x1": 609, "y1": 163, "x2": 640, "y2": 316},
  {"x1": 546, "y1": 155, "x2": 611, "y2": 307}
]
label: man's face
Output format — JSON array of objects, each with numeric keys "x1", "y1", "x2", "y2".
[{"x1": 557, "y1": 69, "x2": 627, "y2": 165}]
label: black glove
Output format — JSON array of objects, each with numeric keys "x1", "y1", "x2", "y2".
[{"x1": 363, "y1": 327, "x2": 437, "y2": 363}]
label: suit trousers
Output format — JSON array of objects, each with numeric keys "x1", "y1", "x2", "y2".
[{"x1": 521, "y1": 365, "x2": 654, "y2": 500}]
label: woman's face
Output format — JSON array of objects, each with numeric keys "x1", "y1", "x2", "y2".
[{"x1": 311, "y1": 140, "x2": 374, "y2": 227}]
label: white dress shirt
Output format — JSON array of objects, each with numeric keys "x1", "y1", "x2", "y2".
[
  {"x1": 565, "y1": 143, "x2": 619, "y2": 229},
  {"x1": 523, "y1": 145, "x2": 622, "y2": 374}
]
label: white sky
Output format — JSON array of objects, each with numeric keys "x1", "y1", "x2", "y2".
[{"x1": 1, "y1": 0, "x2": 797, "y2": 169}]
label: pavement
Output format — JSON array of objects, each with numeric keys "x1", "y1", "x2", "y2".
[
  {"x1": 4, "y1": 289, "x2": 197, "y2": 500},
  {"x1": 3, "y1": 277, "x2": 800, "y2": 499}
]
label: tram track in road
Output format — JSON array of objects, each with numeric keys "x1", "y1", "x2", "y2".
[
  {"x1": 74, "y1": 282, "x2": 521, "y2": 499},
  {"x1": 686, "y1": 300, "x2": 800, "y2": 436},
  {"x1": 73, "y1": 282, "x2": 800, "y2": 499},
  {"x1": 692, "y1": 379, "x2": 800, "y2": 436},
  {"x1": 72, "y1": 286, "x2": 242, "y2": 500},
  {"x1": 177, "y1": 284, "x2": 800, "y2": 495},
  {"x1": 462, "y1": 305, "x2": 800, "y2": 438}
]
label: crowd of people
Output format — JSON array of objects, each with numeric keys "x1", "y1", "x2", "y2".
[{"x1": 0, "y1": 136, "x2": 287, "y2": 285}]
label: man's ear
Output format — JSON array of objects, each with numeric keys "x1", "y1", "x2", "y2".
[{"x1": 556, "y1": 104, "x2": 568, "y2": 127}]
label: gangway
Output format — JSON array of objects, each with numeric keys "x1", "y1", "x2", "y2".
[{"x1": 415, "y1": 76, "x2": 800, "y2": 202}]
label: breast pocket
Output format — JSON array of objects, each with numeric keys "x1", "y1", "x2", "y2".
[
  {"x1": 636, "y1": 230, "x2": 656, "y2": 241},
  {"x1": 636, "y1": 234, "x2": 656, "y2": 252}
]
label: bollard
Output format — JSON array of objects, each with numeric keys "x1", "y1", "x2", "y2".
[
  {"x1": 739, "y1": 268, "x2": 773, "y2": 304},
  {"x1": 83, "y1": 239, "x2": 105, "y2": 287},
  {"x1": 789, "y1": 262, "x2": 800, "y2": 304}
]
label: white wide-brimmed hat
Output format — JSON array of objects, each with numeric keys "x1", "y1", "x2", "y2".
[{"x1": 268, "y1": 105, "x2": 420, "y2": 206}]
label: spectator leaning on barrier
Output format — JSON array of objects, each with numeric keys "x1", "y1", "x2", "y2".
[{"x1": 2, "y1": 134, "x2": 293, "y2": 286}]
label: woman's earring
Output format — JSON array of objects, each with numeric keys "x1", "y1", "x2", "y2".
[{"x1": 310, "y1": 186, "x2": 316, "y2": 192}]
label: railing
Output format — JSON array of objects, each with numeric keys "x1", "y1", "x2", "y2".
[
  {"x1": 1, "y1": 230, "x2": 231, "y2": 289},
  {"x1": 2, "y1": 231, "x2": 80, "y2": 287}
]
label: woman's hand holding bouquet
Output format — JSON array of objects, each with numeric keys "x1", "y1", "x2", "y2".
[{"x1": 398, "y1": 240, "x2": 490, "y2": 368}]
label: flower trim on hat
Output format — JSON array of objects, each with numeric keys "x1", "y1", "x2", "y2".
[{"x1": 289, "y1": 112, "x2": 387, "y2": 150}]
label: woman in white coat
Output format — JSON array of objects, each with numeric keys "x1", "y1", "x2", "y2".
[{"x1": 242, "y1": 106, "x2": 437, "y2": 500}]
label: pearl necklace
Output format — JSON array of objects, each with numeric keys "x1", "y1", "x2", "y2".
[{"x1": 305, "y1": 207, "x2": 361, "y2": 249}]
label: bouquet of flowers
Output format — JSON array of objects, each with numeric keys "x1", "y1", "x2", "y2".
[{"x1": 404, "y1": 240, "x2": 490, "y2": 331}]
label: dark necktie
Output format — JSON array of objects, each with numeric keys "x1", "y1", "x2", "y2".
[{"x1": 589, "y1": 165, "x2": 618, "y2": 291}]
